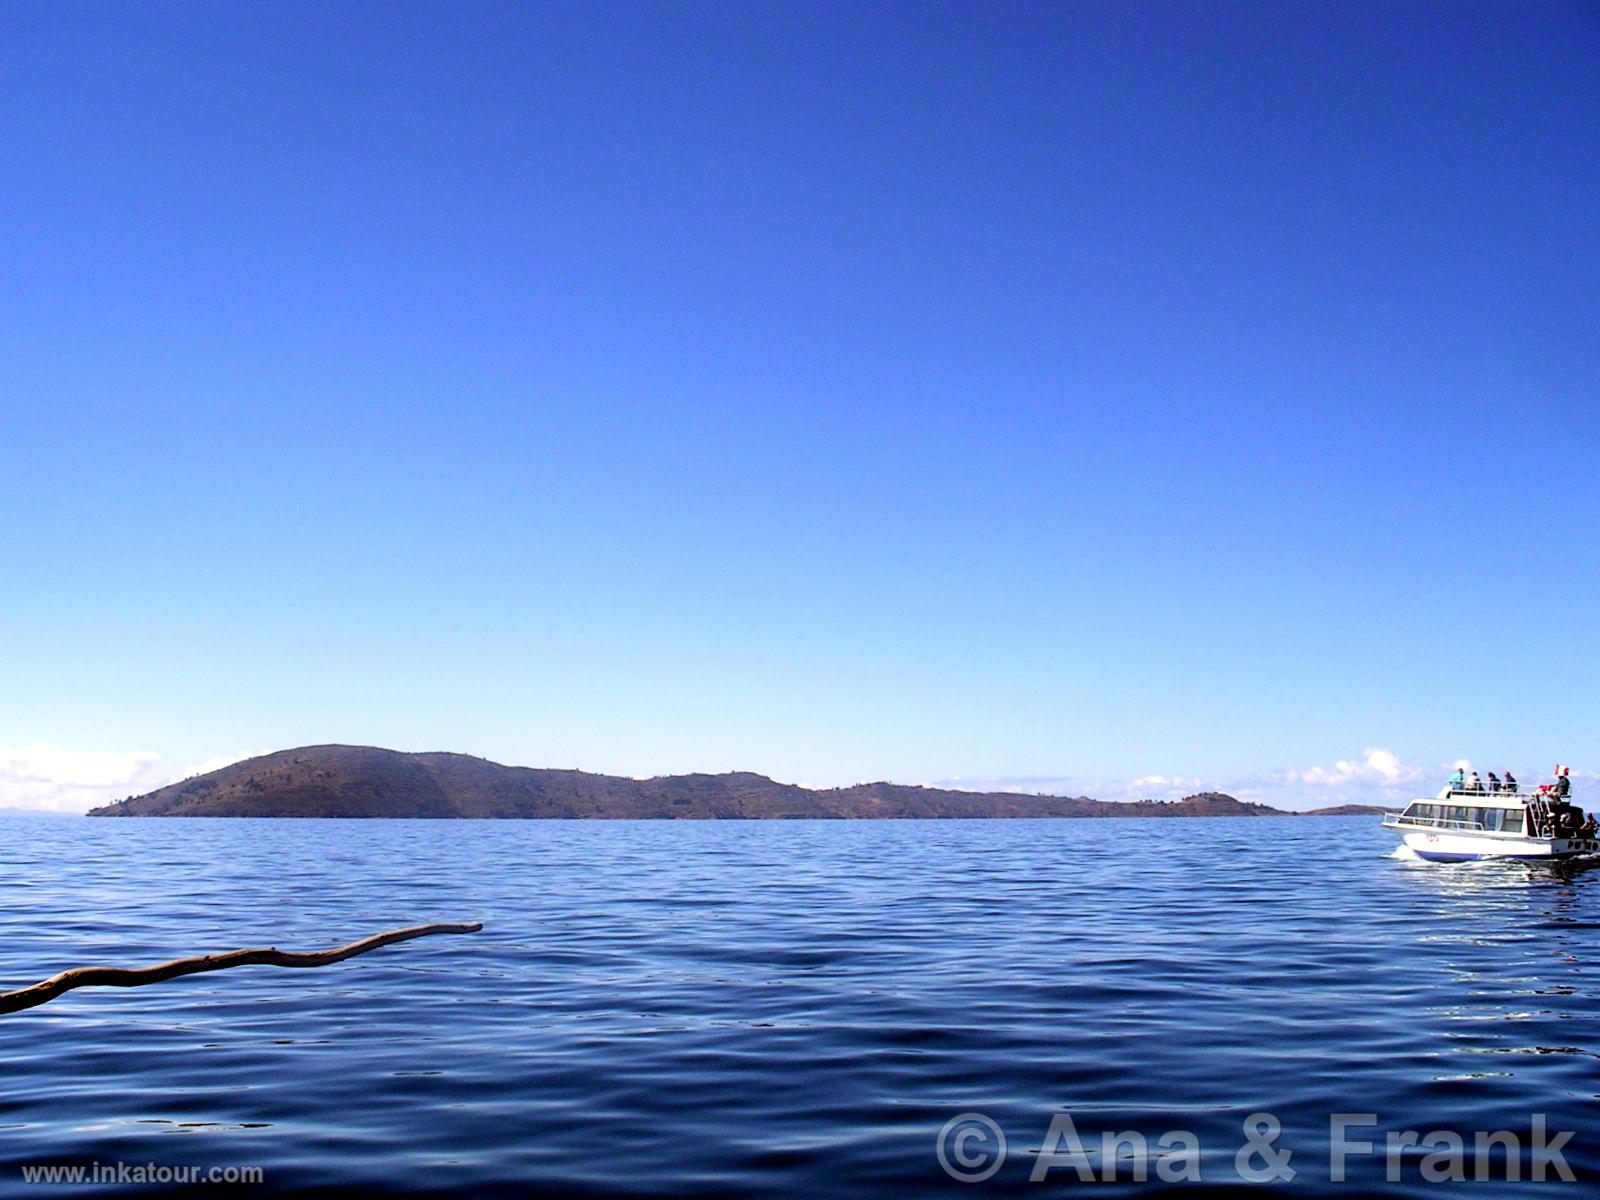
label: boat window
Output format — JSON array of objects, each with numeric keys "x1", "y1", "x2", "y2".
[
  {"x1": 1481, "y1": 808, "x2": 1502, "y2": 832},
  {"x1": 1448, "y1": 806, "x2": 1470, "y2": 826},
  {"x1": 1501, "y1": 809, "x2": 1523, "y2": 834}
]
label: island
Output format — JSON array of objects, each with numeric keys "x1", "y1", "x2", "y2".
[{"x1": 85, "y1": 745, "x2": 1386, "y2": 819}]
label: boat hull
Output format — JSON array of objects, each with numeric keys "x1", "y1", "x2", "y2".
[{"x1": 1394, "y1": 825, "x2": 1596, "y2": 862}]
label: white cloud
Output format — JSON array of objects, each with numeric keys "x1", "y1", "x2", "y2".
[
  {"x1": 929, "y1": 775, "x2": 1086, "y2": 796},
  {"x1": 1287, "y1": 747, "x2": 1422, "y2": 789},
  {"x1": 928, "y1": 773, "x2": 1211, "y2": 802},
  {"x1": 1105, "y1": 775, "x2": 1205, "y2": 801},
  {"x1": 0, "y1": 746, "x2": 261, "y2": 814},
  {"x1": 176, "y1": 751, "x2": 260, "y2": 780},
  {"x1": 0, "y1": 745, "x2": 164, "y2": 814}
]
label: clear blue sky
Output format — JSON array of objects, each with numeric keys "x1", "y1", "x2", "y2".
[{"x1": 3, "y1": 1, "x2": 1596, "y2": 811}]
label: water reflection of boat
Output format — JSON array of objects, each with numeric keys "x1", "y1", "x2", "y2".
[{"x1": 1382, "y1": 787, "x2": 1600, "y2": 863}]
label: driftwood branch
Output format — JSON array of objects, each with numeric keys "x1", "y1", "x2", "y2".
[{"x1": 0, "y1": 922, "x2": 483, "y2": 1016}]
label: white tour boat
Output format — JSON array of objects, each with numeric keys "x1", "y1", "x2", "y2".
[{"x1": 1383, "y1": 786, "x2": 1599, "y2": 862}]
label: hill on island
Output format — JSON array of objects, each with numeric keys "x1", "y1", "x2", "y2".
[{"x1": 84, "y1": 746, "x2": 1383, "y2": 819}]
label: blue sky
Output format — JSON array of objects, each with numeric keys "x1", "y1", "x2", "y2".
[{"x1": 3, "y1": 1, "x2": 1596, "y2": 811}]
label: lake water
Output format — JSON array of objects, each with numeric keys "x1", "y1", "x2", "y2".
[{"x1": 0, "y1": 816, "x2": 1594, "y2": 1196}]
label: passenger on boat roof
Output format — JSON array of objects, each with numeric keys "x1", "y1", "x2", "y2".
[
  {"x1": 1466, "y1": 770, "x2": 1482, "y2": 793},
  {"x1": 1486, "y1": 772, "x2": 1501, "y2": 793},
  {"x1": 1502, "y1": 771, "x2": 1517, "y2": 794},
  {"x1": 1449, "y1": 767, "x2": 1466, "y2": 793},
  {"x1": 1554, "y1": 768, "x2": 1571, "y2": 799}
]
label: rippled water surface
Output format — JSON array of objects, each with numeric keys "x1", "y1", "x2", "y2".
[{"x1": 1, "y1": 816, "x2": 1595, "y2": 1196}]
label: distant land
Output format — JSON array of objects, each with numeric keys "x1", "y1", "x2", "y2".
[{"x1": 84, "y1": 746, "x2": 1387, "y2": 819}]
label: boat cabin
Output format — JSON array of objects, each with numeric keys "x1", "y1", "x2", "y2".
[{"x1": 1396, "y1": 795, "x2": 1528, "y2": 834}]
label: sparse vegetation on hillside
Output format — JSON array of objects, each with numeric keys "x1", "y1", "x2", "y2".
[{"x1": 85, "y1": 746, "x2": 1362, "y2": 820}]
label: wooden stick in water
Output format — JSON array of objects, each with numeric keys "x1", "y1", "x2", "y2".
[{"x1": 0, "y1": 922, "x2": 484, "y2": 1016}]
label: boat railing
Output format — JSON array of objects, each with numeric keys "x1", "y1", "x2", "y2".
[{"x1": 1441, "y1": 787, "x2": 1526, "y2": 798}]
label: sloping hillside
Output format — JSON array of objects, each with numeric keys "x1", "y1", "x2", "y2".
[{"x1": 87, "y1": 746, "x2": 1297, "y2": 819}]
